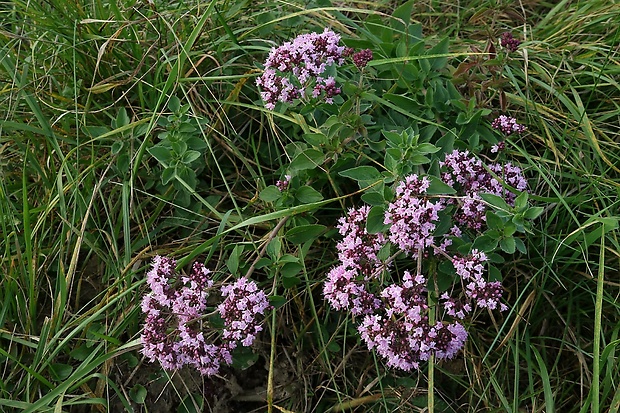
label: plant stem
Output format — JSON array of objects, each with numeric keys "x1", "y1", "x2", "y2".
[{"x1": 427, "y1": 255, "x2": 438, "y2": 413}]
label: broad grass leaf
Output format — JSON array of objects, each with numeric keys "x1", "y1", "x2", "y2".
[{"x1": 285, "y1": 224, "x2": 325, "y2": 244}]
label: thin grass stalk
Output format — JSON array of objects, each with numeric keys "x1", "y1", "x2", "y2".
[
  {"x1": 267, "y1": 294, "x2": 277, "y2": 413},
  {"x1": 591, "y1": 226, "x2": 606, "y2": 412}
]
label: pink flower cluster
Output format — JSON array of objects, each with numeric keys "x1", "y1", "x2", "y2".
[
  {"x1": 276, "y1": 174, "x2": 291, "y2": 192},
  {"x1": 492, "y1": 115, "x2": 526, "y2": 135},
  {"x1": 449, "y1": 250, "x2": 507, "y2": 313},
  {"x1": 218, "y1": 278, "x2": 271, "y2": 346},
  {"x1": 140, "y1": 256, "x2": 270, "y2": 376},
  {"x1": 350, "y1": 48, "x2": 373, "y2": 69},
  {"x1": 323, "y1": 155, "x2": 527, "y2": 371},
  {"x1": 356, "y1": 272, "x2": 468, "y2": 371},
  {"x1": 323, "y1": 203, "x2": 467, "y2": 371},
  {"x1": 441, "y1": 150, "x2": 527, "y2": 230},
  {"x1": 336, "y1": 205, "x2": 387, "y2": 276},
  {"x1": 257, "y1": 29, "x2": 346, "y2": 109},
  {"x1": 384, "y1": 175, "x2": 444, "y2": 253},
  {"x1": 324, "y1": 206, "x2": 386, "y2": 315}
]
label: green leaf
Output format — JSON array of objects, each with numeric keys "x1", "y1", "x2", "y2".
[
  {"x1": 514, "y1": 237, "x2": 527, "y2": 254},
  {"x1": 177, "y1": 394, "x2": 204, "y2": 413},
  {"x1": 377, "y1": 242, "x2": 392, "y2": 261},
  {"x1": 327, "y1": 341, "x2": 341, "y2": 352},
  {"x1": 115, "y1": 107, "x2": 130, "y2": 128},
  {"x1": 255, "y1": 257, "x2": 272, "y2": 269},
  {"x1": 69, "y1": 345, "x2": 94, "y2": 361},
  {"x1": 367, "y1": 205, "x2": 388, "y2": 234},
  {"x1": 181, "y1": 150, "x2": 201, "y2": 164},
  {"x1": 524, "y1": 206, "x2": 544, "y2": 220},
  {"x1": 426, "y1": 175, "x2": 457, "y2": 195},
  {"x1": 279, "y1": 254, "x2": 299, "y2": 263},
  {"x1": 500, "y1": 237, "x2": 516, "y2": 254},
  {"x1": 49, "y1": 364, "x2": 73, "y2": 381},
  {"x1": 409, "y1": 154, "x2": 431, "y2": 165},
  {"x1": 472, "y1": 235, "x2": 499, "y2": 252},
  {"x1": 503, "y1": 223, "x2": 517, "y2": 237},
  {"x1": 513, "y1": 191, "x2": 529, "y2": 209},
  {"x1": 396, "y1": 377, "x2": 418, "y2": 388},
  {"x1": 281, "y1": 262, "x2": 303, "y2": 278},
  {"x1": 392, "y1": 0, "x2": 413, "y2": 32},
  {"x1": 339, "y1": 166, "x2": 382, "y2": 182},
  {"x1": 267, "y1": 237, "x2": 281, "y2": 260},
  {"x1": 259, "y1": 186, "x2": 282, "y2": 202},
  {"x1": 480, "y1": 193, "x2": 510, "y2": 210},
  {"x1": 282, "y1": 276, "x2": 301, "y2": 288},
  {"x1": 129, "y1": 384, "x2": 147, "y2": 404},
  {"x1": 295, "y1": 186, "x2": 323, "y2": 203},
  {"x1": 488, "y1": 265, "x2": 503, "y2": 282},
  {"x1": 116, "y1": 153, "x2": 130, "y2": 176},
  {"x1": 231, "y1": 347, "x2": 259, "y2": 370},
  {"x1": 416, "y1": 142, "x2": 440, "y2": 154},
  {"x1": 171, "y1": 141, "x2": 187, "y2": 155},
  {"x1": 161, "y1": 167, "x2": 176, "y2": 185},
  {"x1": 148, "y1": 146, "x2": 173, "y2": 164},
  {"x1": 361, "y1": 191, "x2": 385, "y2": 206},
  {"x1": 269, "y1": 295, "x2": 287, "y2": 308},
  {"x1": 285, "y1": 224, "x2": 325, "y2": 244},
  {"x1": 168, "y1": 96, "x2": 181, "y2": 113},
  {"x1": 303, "y1": 133, "x2": 328, "y2": 146},
  {"x1": 111, "y1": 140, "x2": 124, "y2": 155},
  {"x1": 226, "y1": 245, "x2": 244, "y2": 275},
  {"x1": 486, "y1": 211, "x2": 504, "y2": 230},
  {"x1": 289, "y1": 148, "x2": 324, "y2": 172}
]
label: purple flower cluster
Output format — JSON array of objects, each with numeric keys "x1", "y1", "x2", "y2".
[
  {"x1": 491, "y1": 141, "x2": 505, "y2": 153},
  {"x1": 324, "y1": 265, "x2": 380, "y2": 316},
  {"x1": 336, "y1": 205, "x2": 387, "y2": 276},
  {"x1": 276, "y1": 174, "x2": 291, "y2": 192},
  {"x1": 500, "y1": 32, "x2": 521, "y2": 52},
  {"x1": 257, "y1": 29, "x2": 346, "y2": 109},
  {"x1": 384, "y1": 175, "x2": 444, "y2": 253},
  {"x1": 140, "y1": 256, "x2": 271, "y2": 376},
  {"x1": 324, "y1": 206, "x2": 386, "y2": 315},
  {"x1": 351, "y1": 49, "x2": 373, "y2": 69},
  {"x1": 323, "y1": 157, "x2": 527, "y2": 370},
  {"x1": 451, "y1": 250, "x2": 507, "y2": 312},
  {"x1": 357, "y1": 272, "x2": 468, "y2": 371},
  {"x1": 218, "y1": 278, "x2": 271, "y2": 346},
  {"x1": 441, "y1": 150, "x2": 527, "y2": 230},
  {"x1": 492, "y1": 115, "x2": 526, "y2": 135}
]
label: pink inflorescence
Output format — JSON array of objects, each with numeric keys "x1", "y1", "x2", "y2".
[
  {"x1": 452, "y1": 250, "x2": 507, "y2": 311},
  {"x1": 441, "y1": 150, "x2": 527, "y2": 230},
  {"x1": 323, "y1": 205, "x2": 386, "y2": 316},
  {"x1": 256, "y1": 29, "x2": 346, "y2": 109},
  {"x1": 352, "y1": 49, "x2": 373, "y2": 69},
  {"x1": 140, "y1": 256, "x2": 271, "y2": 376},
  {"x1": 357, "y1": 272, "x2": 469, "y2": 371},
  {"x1": 323, "y1": 160, "x2": 526, "y2": 371},
  {"x1": 323, "y1": 265, "x2": 381, "y2": 316},
  {"x1": 336, "y1": 205, "x2": 387, "y2": 277},
  {"x1": 384, "y1": 175, "x2": 444, "y2": 253},
  {"x1": 492, "y1": 115, "x2": 526, "y2": 135},
  {"x1": 276, "y1": 175, "x2": 291, "y2": 192},
  {"x1": 500, "y1": 32, "x2": 521, "y2": 53},
  {"x1": 218, "y1": 278, "x2": 271, "y2": 347},
  {"x1": 491, "y1": 141, "x2": 505, "y2": 153}
]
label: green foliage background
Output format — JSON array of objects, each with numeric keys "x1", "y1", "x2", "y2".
[{"x1": 0, "y1": 0, "x2": 618, "y2": 412}]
